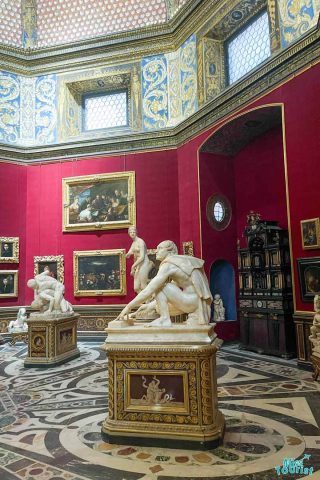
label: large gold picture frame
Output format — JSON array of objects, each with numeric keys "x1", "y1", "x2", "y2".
[
  {"x1": 73, "y1": 249, "x2": 126, "y2": 296},
  {"x1": 0, "y1": 270, "x2": 18, "y2": 297},
  {"x1": 0, "y1": 237, "x2": 19, "y2": 263},
  {"x1": 34, "y1": 255, "x2": 64, "y2": 283},
  {"x1": 62, "y1": 171, "x2": 136, "y2": 232}
]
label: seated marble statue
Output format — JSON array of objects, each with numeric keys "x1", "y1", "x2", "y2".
[
  {"x1": 8, "y1": 307, "x2": 28, "y2": 332},
  {"x1": 116, "y1": 240, "x2": 212, "y2": 327},
  {"x1": 27, "y1": 270, "x2": 73, "y2": 315},
  {"x1": 213, "y1": 294, "x2": 225, "y2": 322}
]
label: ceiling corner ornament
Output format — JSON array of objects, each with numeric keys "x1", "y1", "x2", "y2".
[
  {"x1": 21, "y1": 0, "x2": 37, "y2": 49},
  {"x1": 166, "y1": 0, "x2": 179, "y2": 20}
]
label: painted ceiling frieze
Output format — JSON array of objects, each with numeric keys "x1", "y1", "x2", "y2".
[
  {"x1": 278, "y1": 0, "x2": 320, "y2": 47},
  {"x1": 0, "y1": 0, "x2": 22, "y2": 48},
  {"x1": 35, "y1": 75, "x2": 57, "y2": 144},
  {"x1": 142, "y1": 55, "x2": 168, "y2": 130},
  {"x1": 21, "y1": 0, "x2": 37, "y2": 48},
  {"x1": 20, "y1": 76, "x2": 35, "y2": 145},
  {"x1": 0, "y1": 71, "x2": 20, "y2": 144},
  {"x1": 180, "y1": 33, "x2": 198, "y2": 118}
]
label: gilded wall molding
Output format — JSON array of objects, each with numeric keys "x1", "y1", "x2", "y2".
[{"x1": 0, "y1": 24, "x2": 319, "y2": 164}]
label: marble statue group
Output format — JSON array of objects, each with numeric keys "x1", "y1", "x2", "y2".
[{"x1": 117, "y1": 238, "x2": 213, "y2": 327}]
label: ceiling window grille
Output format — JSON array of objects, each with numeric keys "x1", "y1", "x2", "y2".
[
  {"x1": 83, "y1": 90, "x2": 128, "y2": 131},
  {"x1": 227, "y1": 10, "x2": 271, "y2": 85}
]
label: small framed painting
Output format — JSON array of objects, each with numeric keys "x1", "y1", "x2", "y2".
[
  {"x1": 0, "y1": 270, "x2": 18, "y2": 297},
  {"x1": 301, "y1": 218, "x2": 320, "y2": 250},
  {"x1": 34, "y1": 255, "x2": 64, "y2": 283},
  {"x1": 297, "y1": 257, "x2": 320, "y2": 301},
  {"x1": 0, "y1": 237, "x2": 19, "y2": 263}
]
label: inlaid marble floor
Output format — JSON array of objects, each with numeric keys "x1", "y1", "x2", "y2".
[{"x1": 0, "y1": 342, "x2": 319, "y2": 480}]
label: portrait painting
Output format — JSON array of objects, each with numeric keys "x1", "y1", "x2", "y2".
[
  {"x1": 301, "y1": 218, "x2": 320, "y2": 249},
  {"x1": 0, "y1": 270, "x2": 18, "y2": 298},
  {"x1": 34, "y1": 255, "x2": 64, "y2": 283},
  {"x1": 73, "y1": 249, "x2": 126, "y2": 296},
  {"x1": 297, "y1": 257, "x2": 320, "y2": 302},
  {"x1": 63, "y1": 171, "x2": 136, "y2": 232},
  {"x1": 0, "y1": 237, "x2": 19, "y2": 263}
]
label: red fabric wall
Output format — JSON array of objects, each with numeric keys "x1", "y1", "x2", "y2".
[
  {"x1": 22, "y1": 150, "x2": 180, "y2": 305},
  {"x1": 0, "y1": 162, "x2": 27, "y2": 306}
]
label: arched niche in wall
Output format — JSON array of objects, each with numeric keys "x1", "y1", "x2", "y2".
[{"x1": 210, "y1": 259, "x2": 237, "y2": 321}]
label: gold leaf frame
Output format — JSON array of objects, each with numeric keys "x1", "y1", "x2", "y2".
[
  {"x1": 73, "y1": 249, "x2": 126, "y2": 296},
  {"x1": 301, "y1": 218, "x2": 320, "y2": 250},
  {"x1": 62, "y1": 171, "x2": 136, "y2": 232},
  {"x1": 0, "y1": 237, "x2": 19, "y2": 263},
  {"x1": 182, "y1": 241, "x2": 194, "y2": 256},
  {"x1": 0, "y1": 270, "x2": 18, "y2": 298},
  {"x1": 34, "y1": 255, "x2": 64, "y2": 283}
]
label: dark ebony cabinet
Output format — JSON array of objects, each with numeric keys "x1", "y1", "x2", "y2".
[{"x1": 238, "y1": 213, "x2": 296, "y2": 358}]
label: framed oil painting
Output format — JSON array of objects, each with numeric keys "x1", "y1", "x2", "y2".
[
  {"x1": 73, "y1": 249, "x2": 126, "y2": 296},
  {"x1": 297, "y1": 257, "x2": 320, "y2": 301},
  {"x1": 0, "y1": 237, "x2": 19, "y2": 263},
  {"x1": 182, "y1": 241, "x2": 194, "y2": 256},
  {"x1": 0, "y1": 270, "x2": 18, "y2": 297},
  {"x1": 34, "y1": 255, "x2": 64, "y2": 283},
  {"x1": 63, "y1": 171, "x2": 136, "y2": 232},
  {"x1": 301, "y1": 218, "x2": 320, "y2": 249}
]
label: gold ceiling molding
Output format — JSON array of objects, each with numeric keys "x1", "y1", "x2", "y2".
[{"x1": 0, "y1": 0, "x2": 220, "y2": 75}]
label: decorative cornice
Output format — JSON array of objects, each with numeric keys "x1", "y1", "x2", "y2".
[
  {"x1": 0, "y1": 24, "x2": 319, "y2": 164},
  {"x1": 0, "y1": 0, "x2": 206, "y2": 75}
]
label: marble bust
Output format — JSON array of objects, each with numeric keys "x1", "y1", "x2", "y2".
[
  {"x1": 8, "y1": 307, "x2": 28, "y2": 332},
  {"x1": 126, "y1": 226, "x2": 153, "y2": 294},
  {"x1": 115, "y1": 240, "x2": 212, "y2": 327},
  {"x1": 213, "y1": 294, "x2": 225, "y2": 322},
  {"x1": 27, "y1": 270, "x2": 73, "y2": 316},
  {"x1": 309, "y1": 295, "x2": 320, "y2": 353}
]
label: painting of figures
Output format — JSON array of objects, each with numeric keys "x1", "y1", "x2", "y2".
[{"x1": 63, "y1": 172, "x2": 135, "y2": 232}]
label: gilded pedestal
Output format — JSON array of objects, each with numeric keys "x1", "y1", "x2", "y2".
[
  {"x1": 10, "y1": 331, "x2": 28, "y2": 346},
  {"x1": 102, "y1": 325, "x2": 224, "y2": 450},
  {"x1": 24, "y1": 314, "x2": 80, "y2": 368},
  {"x1": 311, "y1": 353, "x2": 320, "y2": 381}
]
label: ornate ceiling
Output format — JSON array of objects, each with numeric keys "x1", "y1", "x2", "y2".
[{"x1": 0, "y1": 0, "x2": 190, "y2": 49}]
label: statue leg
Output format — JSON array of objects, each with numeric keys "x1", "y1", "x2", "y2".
[{"x1": 147, "y1": 284, "x2": 198, "y2": 327}]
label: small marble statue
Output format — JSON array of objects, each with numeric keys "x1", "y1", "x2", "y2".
[
  {"x1": 126, "y1": 226, "x2": 153, "y2": 294},
  {"x1": 27, "y1": 270, "x2": 73, "y2": 316},
  {"x1": 8, "y1": 307, "x2": 28, "y2": 332},
  {"x1": 115, "y1": 240, "x2": 212, "y2": 327},
  {"x1": 309, "y1": 295, "x2": 320, "y2": 353},
  {"x1": 213, "y1": 294, "x2": 225, "y2": 322}
]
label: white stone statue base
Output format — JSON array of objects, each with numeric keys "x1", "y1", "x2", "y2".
[{"x1": 104, "y1": 322, "x2": 217, "y2": 345}]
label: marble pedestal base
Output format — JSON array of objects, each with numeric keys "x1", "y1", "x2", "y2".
[
  {"x1": 24, "y1": 314, "x2": 80, "y2": 368},
  {"x1": 311, "y1": 353, "x2": 320, "y2": 381},
  {"x1": 102, "y1": 326, "x2": 224, "y2": 450}
]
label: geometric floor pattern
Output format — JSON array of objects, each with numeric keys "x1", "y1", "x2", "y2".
[{"x1": 0, "y1": 342, "x2": 319, "y2": 479}]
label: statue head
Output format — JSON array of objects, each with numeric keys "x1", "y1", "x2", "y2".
[
  {"x1": 156, "y1": 240, "x2": 178, "y2": 261},
  {"x1": 214, "y1": 294, "x2": 221, "y2": 301},
  {"x1": 128, "y1": 226, "x2": 137, "y2": 239},
  {"x1": 27, "y1": 279, "x2": 36, "y2": 289}
]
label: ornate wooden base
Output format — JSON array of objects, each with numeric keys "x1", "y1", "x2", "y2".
[
  {"x1": 10, "y1": 331, "x2": 28, "y2": 345},
  {"x1": 102, "y1": 342, "x2": 225, "y2": 450},
  {"x1": 311, "y1": 354, "x2": 320, "y2": 381},
  {"x1": 24, "y1": 314, "x2": 80, "y2": 368}
]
